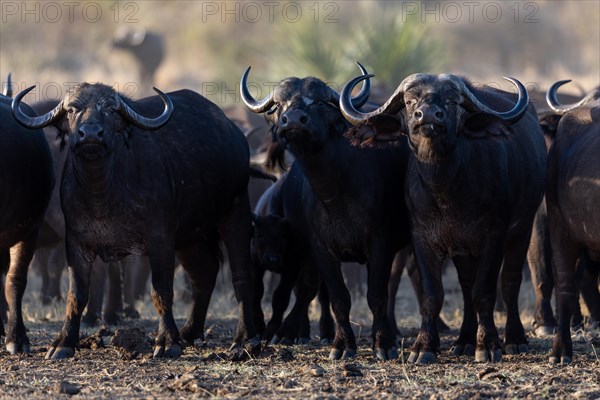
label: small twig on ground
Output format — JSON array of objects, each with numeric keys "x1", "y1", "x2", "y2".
[
  {"x1": 400, "y1": 338, "x2": 416, "y2": 387},
  {"x1": 350, "y1": 320, "x2": 362, "y2": 342},
  {"x1": 592, "y1": 343, "x2": 599, "y2": 362}
]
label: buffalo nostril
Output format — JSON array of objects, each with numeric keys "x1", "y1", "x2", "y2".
[
  {"x1": 299, "y1": 115, "x2": 308, "y2": 124},
  {"x1": 281, "y1": 115, "x2": 288, "y2": 124},
  {"x1": 435, "y1": 111, "x2": 445, "y2": 120},
  {"x1": 414, "y1": 110, "x2": 423, "y2": 120},
  {"x1": 78, "y1": 129, "x2": 85, "y2": 138}
]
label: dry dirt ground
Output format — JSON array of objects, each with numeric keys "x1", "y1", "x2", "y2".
[{"x1": 1, "y1": 268, "x2": 599, "y2": 399}]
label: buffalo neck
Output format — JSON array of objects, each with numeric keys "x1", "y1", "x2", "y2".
[
  {"x1": 412, "y1": 139, "x2": 468, "y2": 194},
  {"x1": 67, "y1": 149, "x2": 118, "y2": 213}
]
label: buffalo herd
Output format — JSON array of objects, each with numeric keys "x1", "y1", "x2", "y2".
[{"x1": 0, "y1": 65, "x2": 598, "y2": 365}]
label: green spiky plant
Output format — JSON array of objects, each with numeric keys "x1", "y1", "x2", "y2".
[{"x1": 268, "y1": 6, "x2": 445, "y2": 95}]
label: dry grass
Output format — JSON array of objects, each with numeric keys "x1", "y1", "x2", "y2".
[{"x1": 2, "y1": 266, "x2": 598, "y2": 399}]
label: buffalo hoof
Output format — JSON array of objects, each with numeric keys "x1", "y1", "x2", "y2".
[
  {"x1": 320, "y1": 338, "x2": 333, "y2": 346},
  {"x1": 296, "y1": 337, "x2": 311, "y2": 345},
  {"x1": 451, "y1": 343, "x2": 475, "y2": 357},
  {"x1": 229, "y1": 336, "x2": 262, "y2": 361},
  {"x1": 533, "y1": 325, "x2": 556, "y2": 337},
  {"x1": 328, "y1": 348, "x2": 356, "y2": 360},
  {"x1": 269, "y1": 335, "x2": 281, "y2": 346},
  {"x1": 153, "y1": 343, "x2": 182, "y2": 358},
  {"x1": 278, "y1": 337, "x2": 294, "y2": 346},
  {"x1": 81, "y1": 314, "x2": 99, "y2": 327},
  {"x1": 408, "y1": 351, "x2": 436, "y2": 364},
  {"x1": 374, "y1": 347, "x2": 398, "y2": 361},
  {"x1": 475, "y1": 349, "x2": 502, "y2": 363},
  {"x1": 504, "y1": 343, "x2": 528, "y2": 355},
  {"x1": 5, "y1": 342, "x2": 30, "y2": 354},
  {"x1": 46, "y1": 346, "x2": 75, "y2": 360},
  {"x1": 104, "y1": 313, "x2": 121, "y2": 326},
  {"x1": 549, "y1": 355, "x2": 572, "y2": 364},
  {"x1": 123, "y1": 306, "x2": 141, "y2": 320}
]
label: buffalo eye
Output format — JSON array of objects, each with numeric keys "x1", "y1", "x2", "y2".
[{"x1": 405, "y1": 99, "x2": 416, "y2": 108}]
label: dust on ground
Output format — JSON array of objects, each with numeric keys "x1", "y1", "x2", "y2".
[{"x1": 1, "y1": 268, "x2": 598, "y2": 399}]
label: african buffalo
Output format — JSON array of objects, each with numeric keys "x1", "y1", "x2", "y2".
[
  {"x1": 341, "y1": 73, "x2": 546, "y2": 364},
  {"x1": 545, "y1": 81, "x2": 600, "y2": 364},
  {"x1": 12, "y1": 83, "x2": 260, "y2": 359},
  {"x1": 0, "y1": 95, "x2": 54, "y2": 353},
  {"x1": 242, "y1": 63, "x2": 412, "y2": 361},
  {"x1": 251, "y1": 173, "x2": 334, "y2": 345},
  {"x1": 527, "y1": 85, "x2": 600, "y2": 336}
]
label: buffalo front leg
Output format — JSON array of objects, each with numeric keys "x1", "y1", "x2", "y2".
[
  {"x1": 274, "y1": 264, "x2": 320, "y2": 345},
  {"x1": 148, "y1": 247, "x2": 181, "y2": 358},
  {"x1": 46, "y1": 241, "x2": 94, "y2": 359},
  {"x1": 5, "y1": 236, "x2": 36, "y2": 354},
  {"x1": 265, "y1": 267, "x2": 299, "y2": 343}
]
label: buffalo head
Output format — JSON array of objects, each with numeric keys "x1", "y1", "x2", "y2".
[
  {"x1": 240, "y1": 63, "x2": 371, "y2": 166},
  {"x1": 251, "y1": 213, "x2": 289, "y2": 273},
  {"x1": 12, "y1": 83, "x2": 172, "y2": 161},
  {"x1": 340, "y1": 73, "x2": 528, "y2": 162}
]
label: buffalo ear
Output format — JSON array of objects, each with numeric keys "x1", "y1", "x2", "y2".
[
  {"x1": 538, "y1": 113, "x2": 561, "y2": 141},
  {"x1": 462, "y1": 112, "x2": 513, "y2": 139},
  {"x1": 345, "y1": 114, "x2": 406, "y2": 148}
]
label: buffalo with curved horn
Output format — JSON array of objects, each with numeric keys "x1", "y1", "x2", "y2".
[
  {"x1": 545, "y1": 81, "x2": 600, "y2": 364},
  {"x1": 0, "y1": 88, "x2": 54, "y2": 354},
  {"x1": 13, "y1": 83, "x2": 261, "y2": 360},
  {"x1": 241, "y1": 63, "x2": 417, "y2": 361},
  {"x1": 341, "y1": 73, "x2": 546, "y2": 364}
]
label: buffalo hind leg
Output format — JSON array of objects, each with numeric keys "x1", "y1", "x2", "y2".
[
  {"x1": 103, "y1": 261, "x2": 123, "y2": 325},
  {"x1": 502, "y1": 229, "x2": 531, "y2": 354},
  {"x1": 219, "y1": 192, "x2": 260, "y2": 359},
  {"x1": 82, "y1": 259, "x2": 107, "y2": 326},
  {"x1": 317, "y1": 281, "x2": 335, "y2": 344},
  {"x1": 387, "y1": 250, "x2": 407, "y2": 340},
  {"x1": 580, "y1": 254, "x2": 600, "y2": 329},
  {"x1": 366, "y1": 240, "x2": 397, "y2": 361},
  {"x1": 472, "y1": 245, "x2": 504, "y2": 363},
  {"x1": 5, "y1": 236, "x2": 36, "y2": 353},
  {"x1": 408, "y1": 235, "x2": 443, "y2": 365},
  {"x1": 274, "y1": 264, "x2": 320, "y2": 345},
  {"x1": 178, "y1": 240, "x2": 220, "y2": 346},
  {"x1": 451, "y1": 255, "x2": 478, "y2": 357},
  {"x1": 314, "y1": 248, "x2": 355, "y2": 360}
]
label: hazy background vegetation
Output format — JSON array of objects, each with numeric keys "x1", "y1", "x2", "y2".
[{"x1": 0, "y1": 0, "x2": 598, "y2": 106}]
